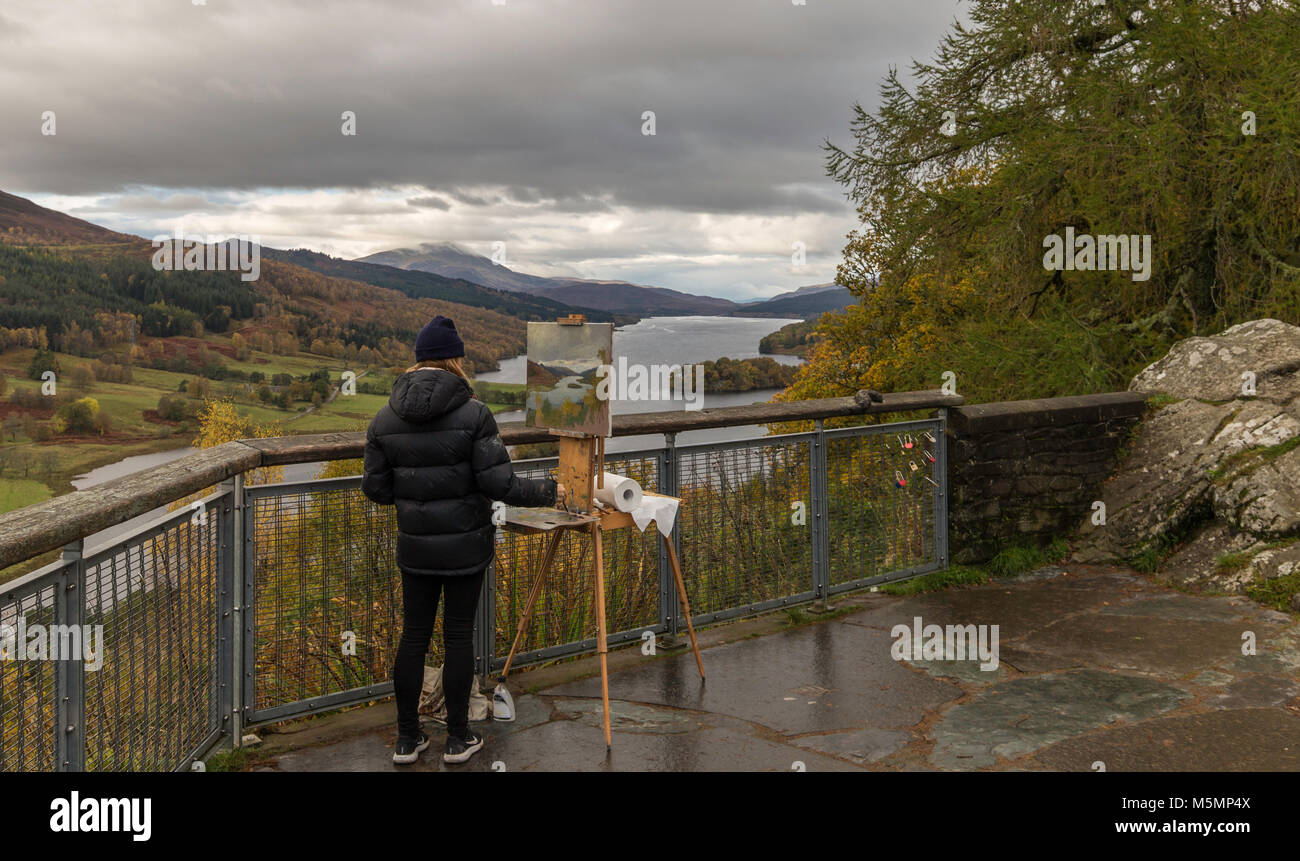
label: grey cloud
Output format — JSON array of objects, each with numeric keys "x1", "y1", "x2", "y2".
[
  {"x1": 0, "y1": 0, "x2": 953, "y2": 212},
  {"x1": 78, "y1": 193, "x2": 220, "y2": 213},
  {"x1": 0, "y1": 12, "x2": 28, "y2": 43},
  {"x1": 0, "y1": 0, "x2": 958, "y2": 299},
  {"x1": 444, "y1": 189, "x2": 496, "y2": 207},
  {"x1": 407, "y1": 195, "x2": 451, "y2": 210}
]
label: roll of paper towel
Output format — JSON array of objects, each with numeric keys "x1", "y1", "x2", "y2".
[{"x1": 594, "y1": 472, "x2": 643, "y2": 512}]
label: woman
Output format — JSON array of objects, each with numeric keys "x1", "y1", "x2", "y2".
[{"x1": 362, "y1": 315, "x2": 564, "y2": 765}]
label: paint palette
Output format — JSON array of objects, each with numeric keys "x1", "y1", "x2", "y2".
[{"x1": 504, "y1": 507, "x2": 598, "y2": 531}]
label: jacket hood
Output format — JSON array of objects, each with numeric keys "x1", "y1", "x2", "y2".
[{"x1": 389, "y1": 369, "x2": 472, "y2": 422}]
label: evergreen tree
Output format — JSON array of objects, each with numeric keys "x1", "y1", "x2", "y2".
[{"x1": 804, "y1": 0, "x2": 1300, "y2": 404}]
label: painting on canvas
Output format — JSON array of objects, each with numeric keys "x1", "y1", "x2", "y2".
[{"x1": 525, "y1": 321, "x2": 613, "y2": 436}]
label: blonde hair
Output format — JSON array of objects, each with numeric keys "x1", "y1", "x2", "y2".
[{"x1": 406, "y1": 356, "x2": 469, "y2": 380}]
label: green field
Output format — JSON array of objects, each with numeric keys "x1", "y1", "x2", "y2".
[
  {"x1": 284, "y1": 391, "x2": 390, "y2": 432},
  {"x1": 0, "y1": 478, "x2": 52, "y2": 514},
  {"x1": 0, "y1": 343, "x2": 528, "y2": 515}
]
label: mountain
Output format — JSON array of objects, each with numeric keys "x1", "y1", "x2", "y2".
[
  {"x1": 532, "y1": 280, "x2": 737, "y2": 316},
  {"x1": 359, "y1": 242, "x2": 560, "y2": 293},
  {"x1": 0, "y1": 190, "x2": 529, "y2": 373},
  {"x1": 0, "y1": 190, "x2": 848, "y2": 343},
  {"x1": 0, "y1": 190, "x2": 140, "y2": 247},
  {"x1": 788, "y1": 282, "x2": 844, "y2": 295},
  {"x1": 261, "y1": 247, "x2": 622, "y2": 323},
  {"x1": 360, "y1": 243, "x2": 856, "y2": 319},
  {"x1": 738, "y1": 284, "x2": 854, "y2": 318},
  {"x1": 359, "y1": 242, "x2": 740, "y2": 316}
]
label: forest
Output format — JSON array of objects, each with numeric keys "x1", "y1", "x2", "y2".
[
  {"x1": 0, "y1": 243, "x2": 257, "y2": 336},
  {"x1": 784, "y1": 0, "x2": 1300, "y2": 409}
]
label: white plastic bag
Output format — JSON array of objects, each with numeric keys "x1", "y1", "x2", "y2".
[{"x1": 418, "y1": 665, "x2": 489, "y2": 723}]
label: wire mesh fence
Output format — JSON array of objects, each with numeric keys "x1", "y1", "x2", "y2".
[
  {"x1": 0, "y1": 413, "x2": 947, "y2": 769},
  {"x1": 1, "y1": 490, "x2": 232, "y2": 773},
  {"x1": 676, "y1": 434, "x2": 816, "y2": 622},
  {"x1": 82, "y1": 500, "x2": 224, "y2": 771},
  {"x1": 0, "y1": 566, "x2": 63, "y2": 772},
  {"x1": 246, "y1": 478, "x2": 412, "y2": 725},
  {"x1": 825, "y1": 420, "x2": 946, "y2": 591}
]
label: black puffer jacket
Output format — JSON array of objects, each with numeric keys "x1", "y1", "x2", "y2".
[{"x1": 361, "y1": 369, "x2": 556, "y2": 576}]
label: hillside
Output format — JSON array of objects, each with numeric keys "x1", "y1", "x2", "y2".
[
  {"x1": 363, "y1": 242, "x2": 739, "y2": 315},
  {"x1": 263, "y1": 247, "x2": 623, "y2": 323},
  {"x1": 0, "y1": 191, "x2": 528, "y2": 374},
  {"x1": 760, "y1": 319, "x2": 822, "y2": 357},
  {"x1": 528, "y1": 280, "x2": 737, "y2": 315},
  {"x1": 359, "y1": 242, "x2": 562, "y2": 292},
  {"x1": 740, "y1": 285, "x2": 853, "y2": 318},
  {"x1": 360, "y1": 241, "x2": 849, "y2": 319},
  {"x1": 0, "y1": 190, "x2": 140, "y2": 247}
]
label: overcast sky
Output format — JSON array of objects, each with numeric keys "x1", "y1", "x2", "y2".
[{"x1": 0, "y1": 0, "x2": 960, "y2": 300}]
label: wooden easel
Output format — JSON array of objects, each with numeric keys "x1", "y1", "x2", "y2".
[{"x1": 497, "y1": 384, "x2": 704, "y2": 750}]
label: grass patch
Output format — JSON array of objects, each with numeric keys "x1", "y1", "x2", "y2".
[
  {"x1": 1214, "y1": 538, "x2": 1299, "y2": 578},
  {"x1": 203, "y1": 745, "x2": 271, "y2": 773},
  {"x1": 221, "y1": 349, "x2": 353, "y2": 380},
  {"x1": 283, "y1": 392, "x2": 390, "y2": 432},
  {"x1": 782, "y1": 606, "x2": 809, "y2": 624},
  {"x1": 1146, "y1": 393, "x2": 1181, "y2": 411},
  {"x1": 985, "y1": 537, "x2": 1070, "y2": 578},
  {"x1": 1209, "y1": 435, "x2": 1300, "y2": 483},
  {"x1": 878, "y1": 537, "x2": 1072, "y2": 596},
  {"x1": 1246, "y1": 571, "x2": 1300, "y2": 614},
  {"x1": 880, "y1": 565, "x2": 988, "y2": 595},
  {"x1": 0, "y1": 478, "x2": 52, "y2": 514},
  {"x1": 1130, "y1": 545, "x2": 1163, "y2": 574},
  {"x1": 1214, "y1": 550, "x2": 1255, "y2": 576}
]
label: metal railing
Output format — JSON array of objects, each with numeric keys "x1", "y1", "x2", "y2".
[
  {"x1": 0, "y1": 389, "x2": 957, "y2": 771},
  {"x1": 1, "y1": 488, "x2": 233, "y2": 772}
]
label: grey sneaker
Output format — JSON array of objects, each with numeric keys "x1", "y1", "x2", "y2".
[
  {"x1": 393, "y1": 730, "x2": 430, "y2": 765},
  {"x1": 443, "y1": 730, "x2": 484, "y2": 764}
]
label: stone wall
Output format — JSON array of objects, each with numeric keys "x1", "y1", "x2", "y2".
[{"x1": 946, "y1": 392, "x2": 1148, "y2": 564}]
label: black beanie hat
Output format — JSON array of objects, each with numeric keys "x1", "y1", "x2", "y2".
[{"x1": 414, "y1": 316, "x2": 465, "y2": 361}]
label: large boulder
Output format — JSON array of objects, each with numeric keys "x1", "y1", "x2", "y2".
[
  {"x1": 1073, "y1": 398, "x2": 1299, "y2": 561},
  {"x1": 1213, "y1": 445, "x2": 1300, "y2": 536},
  {"x1": 1157, "y1": 523, "x2": 1268, "y2": 593},
  {"x1": 1130, "y1": 318, "x2": 1300, "y2": 404},
  {"x1": 1074, "y1": 319, "x2": 1300, "y2": 594}
]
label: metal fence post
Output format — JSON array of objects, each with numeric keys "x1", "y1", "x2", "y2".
[
  {"x1": 55, "y1": 539, "x2": 86, "y2": 772},
  {"x1": 657, "y1": 433, "x2": 681, "y2": 645},
  {"x1": 934, "y1": 410, "x2": 950, "y2": 568},
  {"x1": 476, "y1": 558, "x2": 496, "y2": 686},
  {"x1": 218, "y1": 478, "x2": 239, "y2": 748},
  {"x1": 809, "y1": 419, "x2": 832, "y2": 612},
  {"x1": 239, "y1": 474, "x2": 255, "y2": 743}
]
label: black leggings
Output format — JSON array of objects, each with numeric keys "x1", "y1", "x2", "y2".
[{"x1": 393, "y1": 568, "x2": 485, "y2": 739}]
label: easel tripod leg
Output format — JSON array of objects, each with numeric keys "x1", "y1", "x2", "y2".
[
  {"x1": 500, "y1": 530, "x2": 563, "y2": 682},
  {"x1": 592, "y1": 523, "x2": 612, "y2": 748},
  {"x1": 663, "y1": 533, "x2": 705, "y2": 680}
]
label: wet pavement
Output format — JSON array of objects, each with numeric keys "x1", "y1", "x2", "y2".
[{"x1": 257, "y1": 565, "x2": 1300, "y2": 772}]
